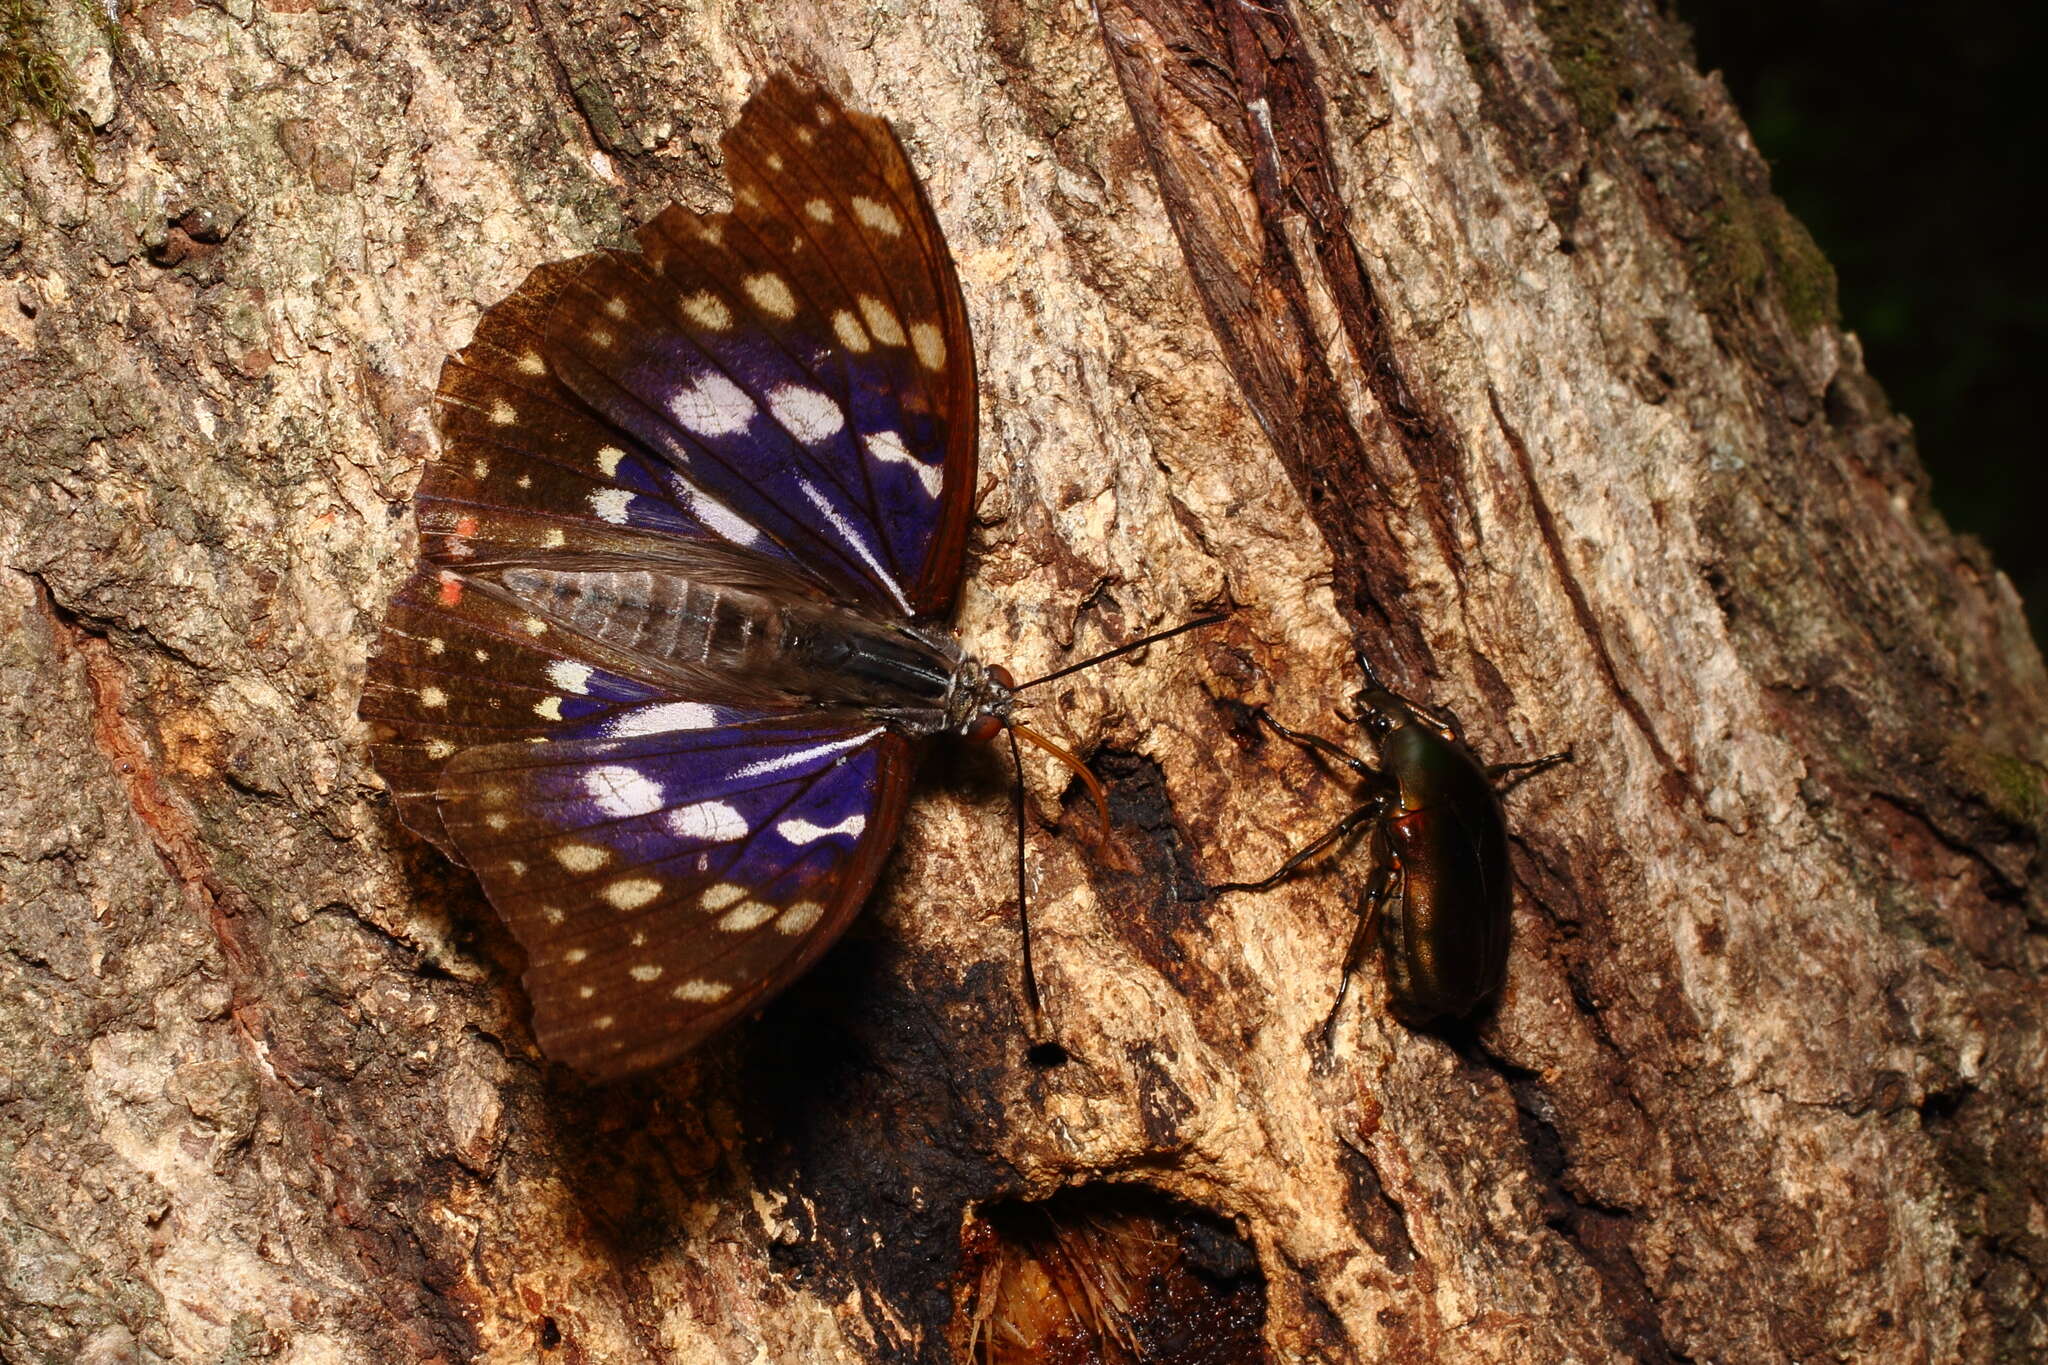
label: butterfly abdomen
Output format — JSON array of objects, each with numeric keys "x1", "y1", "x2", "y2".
[{"x1": 480, "y1": 563, "x2": 1000, "y2": 735}]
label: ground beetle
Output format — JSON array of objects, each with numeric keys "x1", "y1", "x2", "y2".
[{"x1": 1215, "y1": 655, "x2": 1567, "y2": 1037}]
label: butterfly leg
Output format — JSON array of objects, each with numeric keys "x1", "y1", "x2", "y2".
[{"x1": 1319, "y1": 820, "x2": 1400, "y2": 1057}]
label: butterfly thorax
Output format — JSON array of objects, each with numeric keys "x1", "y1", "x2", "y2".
[{"x1": 485, "y1": 564, "x2": 1012, "y2": 739}]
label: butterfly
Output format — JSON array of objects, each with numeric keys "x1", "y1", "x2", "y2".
[{"x1": 360, "y1": 75, "x2": 1207, "y2": 1081}]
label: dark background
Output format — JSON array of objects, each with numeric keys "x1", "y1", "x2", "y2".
[{"x1": 1683, "y1": 3, "x2": 2046, "y2": 645}]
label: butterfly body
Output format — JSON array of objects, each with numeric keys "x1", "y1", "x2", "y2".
[{"x1": 466, "y1": 551, "x2": 1015, "y2": 739}]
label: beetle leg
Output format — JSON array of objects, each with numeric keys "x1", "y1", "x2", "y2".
[
  {"x1": 1321, "y1": 822, "x2": 1400, "y2": 1051},
  {"x1": 1486, "y1": 747, "x2": 1573, "y2": 791},
  {"x1": 1211, "y1": 793, "x2": 1388, "y2": 895},
  {"x1": 1251, "y1": 708, "x2": 1378, "y2": 779}
]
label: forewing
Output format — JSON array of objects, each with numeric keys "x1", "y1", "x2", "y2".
[
  {"x1": 541, "y1": 75, "x2": 978, "y2": 617},
  {"x1": 434, "y1": 719, "x2": 914, "y2": 1079}
]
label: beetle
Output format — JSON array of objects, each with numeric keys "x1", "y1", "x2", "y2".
[{"x1": 1214, "y1": 654, "x2": 1567, "y2": 1035}]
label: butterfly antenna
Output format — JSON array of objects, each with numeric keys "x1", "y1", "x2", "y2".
[
  {"x1": 1012, "y1": 612, "x2": 1228, "y2": 691},
  {"x1": 1007, "y1": 726, "x2": 1042, "y2": 1018},
  {"x1": 1012, "y1": 723, "x2": 1111, "y2": 839}
]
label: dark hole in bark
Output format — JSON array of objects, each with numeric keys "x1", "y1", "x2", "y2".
[{"x1": 956, "y1": 1184, "x2": 1267, "y2": 1364}]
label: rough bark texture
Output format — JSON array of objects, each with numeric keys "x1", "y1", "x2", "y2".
[{"x1": 3, "y1": 0, "x2": 2043, "y2": 1361}]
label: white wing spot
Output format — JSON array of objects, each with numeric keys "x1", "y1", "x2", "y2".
[
  {"x1": 669, "y1": 372, "x2": 757, "y2": 438},
  {"x1": 597, "y1": 446, "x2": 625, "y2": 477},
  {"x1": 563, "y1": 948, "x2": 587, "y2": 964},
  {"x1": 630, "y1": 963, "x2": 663, "y2": 982},
  {"x1": 555, "y1": 843, "x2": 608, "y2": 873},
  {"x1": 420, "y1": 686, "x2": 447, "y2": 708},
  {"x1": 506, "y1": 859, "x2": 527, "y2": 877},
  {"x1": 744, "y1": 273, "x2": 797, "y2": 319},
  {"x1": 795, "y1": 127, "x2": 815, "y2": 145},
  {"x1": 542, "y1": 905, "x2": 565, "y2": 925},
  {"x1": 764, "y1": 152, "x2": 785, "y2": 172},
  {"x1": 681, "y1": 291, "x2": 732, "y2": 330},
  {"x1": 589, "y1": 488, "x2": 635, "y2": 524},
  {"x1": 578, "y1": 985, "x2": 594, "y2": 999},
  {"x1": 605, "y1": 296, "x2": 629, "y2": 319},
  {"x1": 733, "y1": 727, "x2": 885, "y2": 781},
  {"x1": 484, "y1": 813, "x2": 509, "y2": 831},
  {"x1": 851, "y1": 196, "x2": 903, "y2": 236},
  {"x1": 669, "y1": 801, "x2": 748, "y2": 841},
  {"x1": 858, "y1": 295, "x2": 905, "y2": 346},
  {"x1": 865, "y1": 430, "x2": 942, "y2": 499},
  {"x1": 534, "y1": 696, "x2": 563, "y2": 721},
  {"x1": 718, "y1": 901, "x2": 777, "y2": 933},
  {"x1": 425, "y1": 637, "x2": 445, "y2": 655},
  {"x1": 424, "y1": 739, "x2": 455, "y2": 760},
  {"x1": 766, "y1": 384, "x2": 845, "y2": 444},
  {"x1": 674, "y1": 979, "x2": 731, "y2": 1002},
  {"x1": 910, "y1": 321, "x2": 946, "y2": 372},
  {"x1": 594, "y1": 1015, "x2": 615, "y2": 1030},
  {"x1": 603, "y1": 877, "x2": 663, "y2": 910},
  {"x1": 700, "y1": 883, "x2": 747, "y2": 911},
  {"x1": 522, "y1": 617, "x2": 548, "y2": 635},
  {"x1": 516, "y1": 474, "x2": 532, "y2": 489},
  {"x1": 585, "y1": 765, "x2": 665, "y2": 819},
  {"x1": 517, "y1": 350, "x2": 545, "y2": 375},
  {"x1": 832, "y1": 309, "x2": 872, "y2": 353},
  {"x1": 800, "y1": 478, "x2": 910, "y2": 613},
  {"x1": 607, "y1": 702, "x2": 722, "y2": 737},
  {"x1": 776, "y1": 901, "x2": 826, "y2": 936},
  {"x1": 589, "y1": 328, "x2": 614, "y2": 349},
  {"x1": 471, "y1": 457, "x2": 490, "y2": 479},
  {"x1": 542, "y1": 528, "x2": 566, "y2": 548},
  {"x1": 490, "y1": 399, "x2": 516, "y2": 425},
  {"x1": 805, "y1": 198, "x2": 834, "y2": 223},
  {"x1": 777, "y1": 814, "x2": 867, "y2": 844},
  {"x1": 548, "y1": 660, "x2": 594, "y2": 694},
  {"x1": 677, "y1": 479, "x2": 761, "y2": 545}
]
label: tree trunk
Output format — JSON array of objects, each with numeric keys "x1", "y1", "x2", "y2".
[{"x1": 3, "y1": 0, "x2": 2042, "y2": 1361}]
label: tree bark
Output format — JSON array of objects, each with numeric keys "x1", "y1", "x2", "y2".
[{"x1": 3, "y1": 1, "x2": 2043, "y2": 1362}]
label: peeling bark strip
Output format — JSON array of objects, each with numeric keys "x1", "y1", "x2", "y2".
[{"x1": 2, "y1": 0, "x2": 2044, "y2": 1360}]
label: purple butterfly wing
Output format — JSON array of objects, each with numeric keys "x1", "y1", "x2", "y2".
[
  {"x1": 360, "y1": 77, "x2": 975, "y2": 1077},
  {"x1": 436, "y1": 719, "x2": 915, "y2": 1080},
  {"x1": 542, "y1": 73, "x2": 978, "y2": 616}
]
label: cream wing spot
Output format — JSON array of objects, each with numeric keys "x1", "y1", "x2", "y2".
[
  {"x1": 743, "y1": 273, "x2": 797, "y2": 319},
  {"x1": 851, "y1": 196, "x2": 903, "y2": 236},
  {"x1": 424, "y1": 738, "x2": 454, "y2": 760},
  {"x1": 910, "y1": 321, "x2": 946, "y2": 372},
  {"x1": 607, "y1": 702, "x2": 722, "y2": 737},
  {"x1": 805, "y1": 198, "x2": 834, "y2": 223},
  {"x1": 629, "y1": 964, "x2": 663, "y2": 982},
  {"x1": 420, "y1": 686, "x2": 447, "y2": 709},
  {"x1": 858, "y1": 295, "x2": 905, "y2": 346},
  {"x1": 596, "y1": 445, "x2": 625, "y2": 477},
  {"x1": 700, "y1": 883, "x2": 746, "y2": 911},
  {"x1": 589, "y1": 488, "x2": 635, "y2": 525},
  {"x1": 603, "y1": 878, "x2": 663, "y2": 910},
  {"x1": 534, "y1": 696, "x2": 563, "y2": 721},
  {"x1": 776, "y1": 901, "x2": 826, "y2": 936},
  {"x1": 522, "y1": 617, "x2": 548, "y2": 635},
  {"x1": 680, "y1": 291, "x2": 732, "y2": 330},
  {"x1": 517, "y1": 350, "x2": 545, "y2": 375},
  {"x1": 766, "y1": 384, "x2": 845, "y2": 444},
  {"x1": 832, "y1": 309, "x2": 872, "y2": 353},
  {"x1": 674, "y1": 979, "x2": 731, "y2": 1002},
  {"x1": 490, "y1": 399, "x2": 516, "y2": 425},
  {"x1": 563, "y1": 948, "x2": 588, "y2": 964},
  {"x1": 718, "y1": 901, "x2": 776, "y2": 933},
  {"x1": 555, "y1": 843, "x2": 609, "y2": 873},
  {"x1": 542, "y1": 528, "x2": 566, "y2": 549},
  {"x1": 604, "y1": 296, "x2": 629, "y2": 319}
]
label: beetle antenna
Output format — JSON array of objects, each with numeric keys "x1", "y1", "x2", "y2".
[{"x1": 1014, "y1": 612, "x2": 1227, "y2": 691}]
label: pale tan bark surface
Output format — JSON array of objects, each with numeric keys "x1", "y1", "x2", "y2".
[{"x1": 2, "y1": 1, "x2": 2042, "y2": 1362}]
